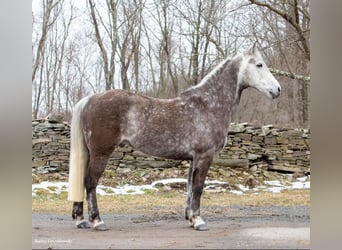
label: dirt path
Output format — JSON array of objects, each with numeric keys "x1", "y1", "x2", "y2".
[{"x1": 32, "y1": 205, "x2": 309, "y2": 249}]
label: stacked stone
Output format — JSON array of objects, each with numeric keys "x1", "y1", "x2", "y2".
[
  {"x1": 32, "y1": 119, "x2": 70, "y2": 174},
  {"x1": 215, "y1": 123, "x2": 310, "y2": 174},
  {"x1": 107, "y1": 145, "x2": 182, "y2": 171},
  {"x1": 32, "y1": 119, "x2": 310, "y2": 175}
]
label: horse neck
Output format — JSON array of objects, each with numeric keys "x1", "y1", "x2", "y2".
[{"x1": 182, "y1": 56, "x2": 242, "y2": 127}]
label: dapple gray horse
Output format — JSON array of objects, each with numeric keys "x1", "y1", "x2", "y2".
[{"x1": 68, "y1": 44, "x2": 281, "y2": 231}]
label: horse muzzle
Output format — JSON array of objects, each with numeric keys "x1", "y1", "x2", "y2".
[{"x1": 269, "y1": 86, "x2": 281, "y2": 99}]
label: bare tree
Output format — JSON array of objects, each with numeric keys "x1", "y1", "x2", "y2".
[
  {"x1": 48, "y1": 2, "x2": 74, "y2": 114},
  {"x1": 247, "y1": 0, "x2": 310, "y2": 126},
  {"x1": 88, "y1": 0, "x2": 118, "y2": 90},
  {"x1": 141, "y1": 21, "x2": 158, "y2": 95},
  {"x1": 132, "y1": 0, "x2": 144, "y2": 92},
  {"x1": 249, "y1": 0, "x2": 310, "y2": 60},
  {"x1": 153, "y1": 0, "x2": 178, "y2": 96},
  {"x1": 175, "y1": 0, "x2": 233, "y2": 86},
  {"x1": 32, "y1": 0, "x2": 59, "y2": 82},
  {"x1": 32, "y1": 0, "x2": 60, "y2": 118},
  {"x1": 32, "y1": 0, "x2": 75, "y2": 118},
  {"x1": 117, "y1": 0, "x2": 144, "y2": 91}
]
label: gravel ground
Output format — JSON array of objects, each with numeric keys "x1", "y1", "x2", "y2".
[{"x1": 32, "y1": 205, "x2": 309, "y2": 249}]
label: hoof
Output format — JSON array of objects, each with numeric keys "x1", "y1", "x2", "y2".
[
  {"x1": 93, "y1": 220, "x2": 109, "y2": 231},
  {"x1": 189, "y1": 216, "x2": 209, "y2": 231},
  {"x1": 76, "y1": 219, "x2": 91, "y2": 229},
  {"x1": 194, "y1": 223, "x2": 209, "y2": 231}
]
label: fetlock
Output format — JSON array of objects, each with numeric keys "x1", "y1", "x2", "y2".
[{"x1": 185, "y1": 207, "x2": 193, "y2": 220}]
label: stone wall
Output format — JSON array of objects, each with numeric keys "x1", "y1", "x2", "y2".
[{"x1": 32, "y1": 119, "x2": 310, "y2": 175}]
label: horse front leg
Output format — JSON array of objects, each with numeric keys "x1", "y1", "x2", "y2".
[
  {"x1": 185, "y1": 160, "x2": 194, "y2": 221},
  {"x1": 185, "y1": 150, "x2": 214, "y2": 231}
]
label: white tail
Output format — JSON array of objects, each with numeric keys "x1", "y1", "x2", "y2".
[{"x1": 67, "y1": 96, "x2": 90, "y2": 201}]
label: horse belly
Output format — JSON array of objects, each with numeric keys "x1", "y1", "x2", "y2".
[{"x1": 127, "y1": 131, "x2": 193, "y2": 160}]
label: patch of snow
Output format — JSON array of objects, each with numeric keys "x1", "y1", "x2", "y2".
[
  {"x1": 265, "y1": 186, "x2": 284, "y2": 193},
  {"x1": 32, "y1": 175, "x2": 310, "y2": 197},
  {"x1": 32, "y1": 181, "x2": 68, "y2": 196},
  {"x1": 237, "y1": 184, "x2": 250, "y2": 192},
  {"x1": 264, "y1": 180, "x2": 283, "y2": 186},
  {"x1": 263, "y1": 176, "x2": 310, "y2": 193},
  {"x1": 96, "y1": 184, "x2": 157, "y2": 195},
  {"x1": 206, "y1": 180, "x2": 228, "y2": 185},
  {"x1": 297, "y1": 176, "x2": 308, "y2": 182},
  {"x1": 291, "y1": 181, "x2": 310, "y2": 189},
  {"x1": 230, "y1": 190, "x2": 244, "y2": 195},
  {"x1": 152, "y1": 178, "x2": 187, "y2": 186}
]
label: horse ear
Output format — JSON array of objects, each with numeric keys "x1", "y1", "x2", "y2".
[
  {"x1": 245, "y1": 42, "x2": 257, "y2": 56},
  {"x1": 251, "y1": 42, "x2": 257, "y2": 53}
]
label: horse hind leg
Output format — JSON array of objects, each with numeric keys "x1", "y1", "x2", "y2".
[
  {"x1": 72, "y1": 202, "x2": 91, "y2": 228},
  {"x1": 85, "y1": 152, "x2": 112, "y2": 231}
]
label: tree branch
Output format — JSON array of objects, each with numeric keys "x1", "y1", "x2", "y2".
[
  {"x1": 248, "y1": 0, "x2": 310, "y2": 61},
  {"x1": 269, "y1": 68, "x2": 310, "y2": 82}
]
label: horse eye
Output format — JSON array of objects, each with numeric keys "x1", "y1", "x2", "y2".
[{"x1": 256, "y1": 63, "x2": 263, "y2": 68}]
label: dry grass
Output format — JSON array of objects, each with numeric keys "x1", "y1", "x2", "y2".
[{"x1": 32, "y1": 189, "x2": 309, "y2": 215}]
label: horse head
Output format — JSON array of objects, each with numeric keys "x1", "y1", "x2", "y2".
[{"x1": 238, "y1": 43, "x2": 281, "y2": 99}]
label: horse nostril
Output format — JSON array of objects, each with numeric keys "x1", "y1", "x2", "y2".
[{"x1": 277, "y1": 86, "x2": 281, "y2": 93}]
